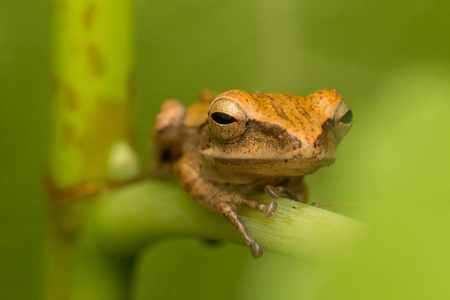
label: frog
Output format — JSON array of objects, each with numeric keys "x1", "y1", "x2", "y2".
[{"x1": 152, "y1": 89, "x2": 352, "y2": 258}]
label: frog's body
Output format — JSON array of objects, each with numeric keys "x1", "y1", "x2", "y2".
[{"x1": 153, "y1": 89, "x2": 352, "y2": 258}]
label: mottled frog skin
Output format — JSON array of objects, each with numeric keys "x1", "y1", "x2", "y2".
[{"x1": 153, "y1": 89, "x2": 352, "y2": 258}]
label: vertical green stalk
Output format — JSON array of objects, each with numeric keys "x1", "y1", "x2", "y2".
[
  {"x1": 49, "y1": 0, "x2": 138, "y2": 189},
  {"x1": 46, "y1": 1, "x2": 137, "y2": 299}
]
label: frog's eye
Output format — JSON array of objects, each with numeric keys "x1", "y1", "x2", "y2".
[
  {"x1": 334, "y1": 100, "x2": 353, "y2": 142},
  {"x1": 208, "y1": 98, "x2": 247, "y2": 142},
  {"x1": 339, "y1": 110, "x2": 353, "y2": 125},
  {"x1": 211, "y1": 112, "x2": 236, "y2": 124}
]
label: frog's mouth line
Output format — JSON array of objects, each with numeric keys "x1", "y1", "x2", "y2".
[{"x1": 202, "y1": 154, "x2": 335, "y2": 168}]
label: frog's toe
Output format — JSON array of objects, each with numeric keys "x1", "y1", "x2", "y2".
[
  {"x1": 263, "y1": 200, "x2": 277, "y2": 218},
  {"x1": 250, "y1": 242, "x2": 263, "y2": 259},
  {"x1": 264, "y1": 185, "x2": 282, "y2": 199},
  {"x1": 264, "y1": 185, "x2": 297, "y2": 201},
  {"x1": 310, "y1": 202, "x2": 321, "y2": 208}
]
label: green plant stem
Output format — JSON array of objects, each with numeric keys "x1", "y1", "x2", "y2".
[
  {"x1": 49, "y1": 0, "x2": 137, "y2": 189},
  {"x1": 46, "y1": 1, "x2": 137, "y2": 299},
  {"x1": 45, "y1": 177, "x2": 363, "y2": 299},
  {"x1": 92, "y1": 179, "x2": 364, "y2": 261},
  {"x1": 45, "y1": 219, "x2": 135, "y2": 300}
]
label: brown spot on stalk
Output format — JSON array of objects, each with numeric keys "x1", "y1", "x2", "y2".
[
  {"x1": 53, "y1": 0, "x2": 68, "y2": 11},
  {"x1": 64, "y1": 85, "x2": 78, "y2": 111},
  {"x1": 88, "y1": 44, "x2": 104, "y2": 77},
  {"x1": 43, "y1": 173, "x2": 109, "y2": 204},
  {"x1": 84, "y1": 3, "x2": 97, "y2": 28}
]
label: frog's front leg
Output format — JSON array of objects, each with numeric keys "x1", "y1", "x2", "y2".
[{"x1": 174, "y1": 153, "x2": 277, "y2": 258}]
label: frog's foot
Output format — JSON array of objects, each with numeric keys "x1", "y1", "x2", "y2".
[
  {"x1": 250, "y1": 242, "x2": 263, "y2": 258},
  {"x1": 218, "y1": 202, "x2": 263, "y2": 258},
  {"x1": 310, "y1": 202, "x2": 321, "y2": 207},
  {"x1": 262, "y1": 200, "x2": 277, "y2": 218},
  {"x1": 241, "y1": 197, "x2": 277, "y2": 218},
  {"x1": 264, "y1": 185, "x2": 296, "y2": 200}
]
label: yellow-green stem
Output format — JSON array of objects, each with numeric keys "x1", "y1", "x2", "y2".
[
  {"x1": 92, "y1": 179, "x2": 364, "y2": 261},
  {"x1": 49, "y1": 0, "x2": 138, "y2": 189},
  {"x1": 46, "y1": 1, "x2": 136, "y2": 299}
]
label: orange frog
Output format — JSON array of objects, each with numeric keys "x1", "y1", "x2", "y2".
[{"x1": 153, "y1": 89, "x2": 352, "y2": 258}]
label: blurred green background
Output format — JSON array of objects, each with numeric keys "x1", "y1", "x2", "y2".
[{"x1": 2, "y1": 0, "x2": 450, "y2": 299}]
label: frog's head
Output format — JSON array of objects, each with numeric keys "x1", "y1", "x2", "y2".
[{"x1": 200, "y1": 89, "x2": 352, "y2": 178}]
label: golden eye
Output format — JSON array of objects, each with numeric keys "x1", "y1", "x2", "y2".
[
  {"x1": 339, "y1": 110, "x2": 353, "y2": 125},
  {"x1": 208, "y1": 98, "x2": 247, "y2": 142},
  {"x1": 211, "y1": 112, "x2": 236, "y2": 124},
  {"x1": 334, "y1": 100, "x2": 353, "y2": 143}
]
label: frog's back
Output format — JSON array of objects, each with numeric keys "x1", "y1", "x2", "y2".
[{"x1": 152, "y1": 90, "x2": 217, "y2": 175}]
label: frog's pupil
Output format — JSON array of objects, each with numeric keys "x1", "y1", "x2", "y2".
[
  {"x1": 212, "y1": 112, "x2": 236, "y2": 124},
  {"x1": 339, "y1": 110, "x2": 353, "y2": 124}
]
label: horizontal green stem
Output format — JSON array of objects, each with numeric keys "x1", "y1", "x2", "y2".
[{"x1": 91, "y1": 179, "x2": 364, "y2": 260}]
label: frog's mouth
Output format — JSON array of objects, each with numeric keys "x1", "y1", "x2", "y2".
[{"x1": 201, "y1": 153, "x2": 336, "y2": 177}]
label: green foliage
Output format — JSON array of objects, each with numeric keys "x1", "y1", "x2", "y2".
[{"x1": 2, "y1": 0, "x2": 450, "y2": 299}]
